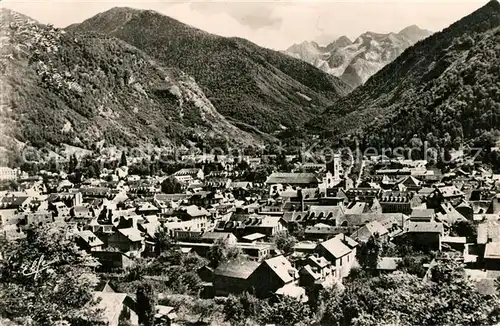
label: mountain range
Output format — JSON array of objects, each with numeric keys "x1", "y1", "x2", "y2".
[
  {"x1": 0, "y1": 6, "x2": 350, "y2": 158},
  {"x1": 285, "y1": 25, "x2": 433, "y2": 88},
  {"x1": 67, "y1": 7, "x2": 351, "y2": 134},
  {"x1": 1, "y1": 0, "x2": 499, "y2": 161},
  {"x1": 312, "y1": 0, "x2": 500, "y2": 151}
]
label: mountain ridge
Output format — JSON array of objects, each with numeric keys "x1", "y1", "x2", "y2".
[
  {"x1": 0, "y1": 8, "x2": 266, "y2": 160},
  {"x1": 286, "y1": 25, "x2": 433, "y2": 88},
  {"x1": 313, "y1": 0, "x2": 500, "y2": 151},
  {"x1": 67, "y1": 7, "x2": 351, "y2": 134}
]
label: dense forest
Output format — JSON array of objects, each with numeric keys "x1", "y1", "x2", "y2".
[
  {"x1": 67, "y1": 7, "x2": 351, "y2": 134},
  {"x1": 314, "y1": 0, "x2": 500, "y2": 152}
]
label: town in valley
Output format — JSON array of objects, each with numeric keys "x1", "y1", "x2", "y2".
[{"x1": 0, "y1": 0, "x2": 500, "y2": 325}]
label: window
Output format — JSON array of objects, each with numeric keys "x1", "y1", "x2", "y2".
[{"x1": 340, "y1": 258, "x2": 342, "y2": 266}]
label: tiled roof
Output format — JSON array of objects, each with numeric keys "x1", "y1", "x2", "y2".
[
  {"x1": 305, "y1": 224, "x2": 338, "y2": 235},
  {"x1": 154, "y1": 194, "x2": 190, "y2": 202},
  {"x1": 346, "y1": 188, "x2": 381, "y2": 196},
  {"x1": 339, "y1": 213, "x2": 406, "y2": 228},
  {"x1": 118, "y1": 227, "x2": 144, "y2": 242},
  {"x1": 264, "y1": 255, "x2": 296, "y2": 283},
  {"x1": 351, "y1": 221, "x2": 389, "y2": 243},
  {"x1": 215, "y1": 259, "x2": 260, "y2": 279},
  {"x1": 317, "y1": 237, "x2": 351, "y2": 259},
  {"x1": 79, "y1": 230, "x2": 104, "y2": 246},
  {"x1": 338, "y1": 234, "x2": 359, "y2": 248},
  {"x1": 242, "y1": 233, "x2": 266, "y2": 241},
  {"x1": 201, "y1": 232, "x2": 234, "y2": 241},
  {"x1": 174, "y1": 168, "x2": 201, "y2": 176},
  {"x1": 485, "y1": 242, "x2": 500, "y2": 259},
  {"x1": 411, "y1": 209, "x2": 435, "y2": 218},
  {"x1": 405, "y1": 222, "x2": 443, "y2": 233},
  {"x1": 266, "y1": 173, "x2": 318, "y2": 185},
  {"x1": 230, "y1": 181, "x2": 253, "y2": 189},
  {"x1": 180, "y1": 205, "x2": 210, "y2": 217},
  {"x1": 308, "y1": 205, "x2": 345, "y2": 220}
]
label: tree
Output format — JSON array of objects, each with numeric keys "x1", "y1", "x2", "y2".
[
  {"x1": 68, "y1": 153, "x2": 78, "y2": 173},
  {"x1": 397, "y1": 256, "x2": 427, "y2": 277},
  {"x1": 424, "y1": 258, "x2": 500, "y2": 325},
  {"x1": 338, "y1": 259, "x2": 500, "y2": 326},
  {"x1": 0, "y1": 225, "x2": 103, "y2": 325},
  {"x1": 316, "y1": 285, "x2": 343, "y2": 325},
  {"x1": 355, "y1": 236, "x2": 381, "y2": 272},
  {"x1": 136, "y1": 282, "x2": 157, "y2": 326},
  {"x1": 207, "y1": 237, "x2": 240, "y2": 268},
  {"x1": 260, "y1": 295, "x2": 313, "y2": 326},
  {"x1": 48, "y1": 157, "x2": 60, "y2": 173},
  {"x1": 192, "y1": 299, "x2": 224, "y2": 324},
  {"x1": 120, "y1": 151, "x2": 128, "y2": 167},
  {"x1": 450, "y1": 220, "x2": 477, "y2": 241},
  {"x1": 272, "y1": 231, "x2": 297, "y2": 255},
  {"x1": 160, "y1": 177, "x2": 183, "y2": 194},
  {"x1": 154, "y1": 226, "x2": 176, "y2": 255},
  {"x1": 223, "y1": 292, "x2": 262, "y2": 326}
]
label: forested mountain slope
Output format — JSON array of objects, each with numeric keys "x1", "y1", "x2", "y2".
[
  {"x1": 0, "y1": 8, "x2": 262, "y2": 155},
  {"x1": 314, "y1": 0, "x2": 500, "y2": 150},
  {"x1": 67, "y1": 7, "x2": 351, "y2": 134}
]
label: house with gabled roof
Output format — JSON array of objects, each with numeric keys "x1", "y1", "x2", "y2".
[
  {"x1": 249, "y1": 255, "x2": 298, "y2": 298},
  {"x1": 410, "y1": 208, "x2": 435, "y2": 222},
  {"x1": 395, "y1": 176, "x2": 422, "y2": 192},
  {"x1": 427, "y1": 185, "x2": 465, "y2": 208},
  {"x1": 304, "y1": 223, "x2": 342, "y2": 240},
  {"x1": 77, "y1": 230, "x2": 104, "y2": 251},
  {"x1": 213, "y1": 259, "x2": 260, "y2": 296},
  {"x1": 0, "y1": 193, "x2": 32, "y2": 210},
  {"x1": 213, "y1": 255, "x2": 299, "y2": 298},
  {"x1": 70, "y1": 206, "x2": 94, "y2": 220},
  {"x1": 107, "y1": 227, "x2": 144, "y2": 257},
  {"x1": 315, "y1": 234, "x2": 358, "y2": 279},
  {"x1": 350, "y1": 220, "x2": 389, "y2": 243},
  {"x1": 92, "y1": 291, "x2": 138, "y2": 326},
  {"x1": 397, "y1": 221, "x2": 444, "y2": 252}
]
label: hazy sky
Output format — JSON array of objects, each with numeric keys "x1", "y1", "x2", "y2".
[{"x1": 0, "y1": 0, "x2": 488, "y2": 50}]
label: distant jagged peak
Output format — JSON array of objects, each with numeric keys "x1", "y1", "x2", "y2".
[
  {"x1": 288, "y1": 40, "x2": 320, "y2": 50},
  {"x1": 285, "y1": 40, "x2": 324, "y2": 55},
  {"x1": 325, "y1": 35, "x2": 352, "y2": 51},
  {"x1": 336, "y1": 35, "x2": 352, "y2": 44},
  {"x1": 398, "y1": 24, "x2": 433, "y2": 42},
  {"x1": 358, "y1": 31, "x2": 387, "y2": 39}
]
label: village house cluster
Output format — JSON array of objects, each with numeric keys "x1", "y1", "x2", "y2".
[{"x1": 1, "y1": 151, "x2": 499, "y2": 325}]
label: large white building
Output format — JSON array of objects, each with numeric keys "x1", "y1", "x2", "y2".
[{"x1": 0, "y1": 167, "x2": 19, "y2": 181}]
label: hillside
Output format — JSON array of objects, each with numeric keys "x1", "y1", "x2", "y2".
[
  {"x1": 0, "y1": 8, "x2": 262, "y2": 157},
  {"x1": 314, "y1": 0, "x2": 500, "y2": 150},
  {"x1": 285, "y1": 26, "x2": 433, "y2": 89},
  {"x1": 67, "y1": 7, "x2": 351, "y2": 134}
]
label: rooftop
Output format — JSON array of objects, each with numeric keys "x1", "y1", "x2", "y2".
[{"x1": 266, "y1": 173, "x2": 318, "y2": 185}]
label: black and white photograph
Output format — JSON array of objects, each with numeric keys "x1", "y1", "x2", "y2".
[{"x1": 0, "y1": 0, "x2": 499, "y2": 325}]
